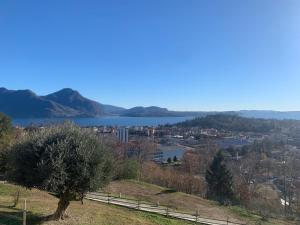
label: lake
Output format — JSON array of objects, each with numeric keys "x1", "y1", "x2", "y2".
[{"x1": 13, "y1": 116, "x2": 192, "y2": 127}]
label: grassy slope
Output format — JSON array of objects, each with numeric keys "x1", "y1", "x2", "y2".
[
  {"x1": 106, "y1": 180, "x2": 297, "y2": 225},
  {"x1": 0, "y1": 183, "x2": 194, "y2": 225}
]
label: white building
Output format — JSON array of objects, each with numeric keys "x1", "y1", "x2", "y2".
[{"x1": 116, "y1": 127, "x2": 129, "y2": 143}]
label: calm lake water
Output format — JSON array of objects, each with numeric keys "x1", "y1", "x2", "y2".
[{"x1": 13, "y1": 116, "x2": 192, "y2": 127}]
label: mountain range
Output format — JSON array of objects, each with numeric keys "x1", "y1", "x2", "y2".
[
  {"x1": 1, "y1": 87, "x2": 300, "y2": 120},
  {"x1": 0, "y1": 88, "x2": 124, "y2": 118}
]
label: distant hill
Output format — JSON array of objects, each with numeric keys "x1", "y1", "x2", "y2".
[
  {"x1": 238, "y1": 110, "x2": 300, "y2": 120},
  {"x1": 177, "y1": 114, "x2": 280, "y2": 133},
  {"x1": 0, "y1": 88, "x2": 125, "y2": 118},
  {"x1": 121, "y1": 106, "x2": 175, "y2": 117},
  {"x1": 120, "y1": 106, "x2": 210, "y2": 117}
]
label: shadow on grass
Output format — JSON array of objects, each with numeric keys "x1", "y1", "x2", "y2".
[
  {"x1": 156, "y1": 188, "x2": 177, "y2": 195},
  {"x1": 0, "y1": 205, "x2": 43, "y2": 225}
]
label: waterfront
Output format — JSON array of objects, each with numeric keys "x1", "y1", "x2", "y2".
[{"x1": 13, "y1": 116, "x2": 192, "y2": 127}]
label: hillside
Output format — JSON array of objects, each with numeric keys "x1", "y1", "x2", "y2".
[
  {"x1": 0, "y1": 183, "x2": 193, "y2": 225},
  {"x1": 44, "y1": 88, "x2": 108, "y2": 117},
  {"x1": 105, "y1": 180, "x2": 295, "y2": 225},
  {"x1": 238, "y1": 110, "x2": 300, "y2": 120},
  {"x1": 176, "y1": 114, "x2": 281, "y2": 133}
]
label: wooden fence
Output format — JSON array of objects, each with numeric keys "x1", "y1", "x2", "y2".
[{"x1": 86, "y1": 192, "x2": 246, "y2": 225}]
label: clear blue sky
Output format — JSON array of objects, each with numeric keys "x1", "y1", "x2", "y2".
[{"x1": 0, "y1": 0, "x2": 299, "y2": 111}]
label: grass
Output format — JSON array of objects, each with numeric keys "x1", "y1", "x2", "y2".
[
  {"x1": 0, "y1": 182, "x2": 195, "y2": 225},
  {"x1": 1, "y1": 181, "x2": 297, "y2": 225},
  {"x1": 106, "y1": 179, "x2": 299, "y2": 225},
  {"x1": 106, "y1": 180, "x2": 243, "y2": 223}
]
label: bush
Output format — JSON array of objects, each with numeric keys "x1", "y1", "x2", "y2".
[{"x1": 121, "y1": 159, "x2": 140, "y2": 180}]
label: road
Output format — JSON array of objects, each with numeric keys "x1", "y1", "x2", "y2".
[{"x1": 86, "y1": 192, "x2": 244, "y2": 225}]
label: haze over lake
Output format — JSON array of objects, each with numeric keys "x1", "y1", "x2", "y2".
[{"x1": 13, "y1": 116, "x2": 192, "y2": 127}]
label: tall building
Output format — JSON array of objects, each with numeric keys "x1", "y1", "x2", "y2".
[{"x1": 116, "y1": 127, "x2": 129, "y2": 143}]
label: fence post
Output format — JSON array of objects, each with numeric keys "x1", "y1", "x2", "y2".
[
  {"x1": 23, "y1": 199, "x2": 27, "y2": 225},
  {"x1": 227, "y1": 217, "x2": 229, "y2": 225},
  {"x1": 107, "y1": 193, "x2": 110, "y2": 204},
  {"x1": 119, "y1": 193, "x2": 122, "y2": 198},
  {"x1": 166, "y1": 207, "x2": 169, "y2": 217},
  {"x1": 195, "y1": 209, "x2": 199, "y2": 223},
  {"x1": 137, "y1": 199, "x2": 140, "y2": 210}
]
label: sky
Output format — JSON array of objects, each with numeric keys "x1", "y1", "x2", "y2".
[{"x1": 0, "y1": 0, "x2": 299, "y2": 111}]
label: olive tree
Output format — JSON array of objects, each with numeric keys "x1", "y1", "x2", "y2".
[{"x1": 7, "y1": 123, "x2": 113, "y2": 220}]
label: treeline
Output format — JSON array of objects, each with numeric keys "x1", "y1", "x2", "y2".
[
  {"x1": 177, "y1": 114, "x2": 296, "y2": 133},
  {"x1": 141, "y1": 162, "x2": 205, "y2": 196}
]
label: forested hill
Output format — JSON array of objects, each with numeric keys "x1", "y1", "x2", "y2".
[{"x1": 176, "y1": 114, "x2": 298, "y2": 133}]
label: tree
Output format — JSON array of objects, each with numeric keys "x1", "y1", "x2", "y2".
[
  {"x1": 206, "y1": 150, "x2": 234, "y2": 205},
  {"x1": 7, "y1": 123, "x2": 113, "y2": 220},
  {"x1": 173, "y1": 156, "x2": 178, "y2": 162},
  {"x1": 167, "y1": 157, "x2": 172, "y2": 164},
  {"x1": 120, "y1": 158, "x2": 140, "y2": 179},
  {"x1": 127, "y1": 138, "x2": 156, "y2": 180},
  {"x1": 0, "y1": 112, "x2": 14, "y2": 174}
]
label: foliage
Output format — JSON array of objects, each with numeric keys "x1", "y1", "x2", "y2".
[
  {"x1": 120, "y1": 158, "x2": 140, "y2": 179},
  {"x1": 173, "y1": 156, "x2": 178, "y2": 162},
  {"x1": 206, "y1": 150, "x2": 235, "y2": 205},
  {"x1": 142, "y1": 162, "x2": 205, "y2": 195},
  {"x1": 0, "y1": 112, "x2": 14, "y2": 173},
  {"x1": 7, "y1": 122, "x2": 113, "y2": 220}
]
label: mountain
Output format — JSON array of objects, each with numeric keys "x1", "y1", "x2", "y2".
[
  {"x1": 44, "y1": 88, "x2": 125, "y2": 116},
  {"x1": 44, "y1": 88, "x2": 105, "y2": 117},
  {"x1": 0, "y1": 88, "x2": 125, "y2": 118},
  {"x1": 1, "y1": 87, "x2": 300, "y2": 120},
  {"x1": 0, "y1": 88, "x2": 81, "y2": 118}
]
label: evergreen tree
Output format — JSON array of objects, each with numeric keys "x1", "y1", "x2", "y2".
[
  {"x1": 205, "y1": 150, "x2": 234, "y2": 205},
  {"x1": 167, "y1": 157, "x2": 172, "y2": 164},
  {"x1": 173, "y1": 156, "x2": 178, "y2": 162}
]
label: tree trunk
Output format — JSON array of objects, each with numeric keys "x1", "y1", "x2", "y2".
[{"x1": 51, "y1": 194, "x2": 70, "y2": 220}]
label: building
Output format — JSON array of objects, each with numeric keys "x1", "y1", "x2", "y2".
[{"x1": 116, "y1": 127, "x2": 129, "y2": 143}]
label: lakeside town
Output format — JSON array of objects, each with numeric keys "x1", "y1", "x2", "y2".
[
  {"x1": 1, "y1": 0, "x2": 299, "y2": 224},
  {"x1": 83, "y1": 122, "x2": 300, "y2": 163}
]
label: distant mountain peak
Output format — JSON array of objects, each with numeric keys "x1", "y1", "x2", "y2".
[
  {"x1": 0, "y1": 87, "x2": 8, "y2": 92},
  {"x1": 0, "y1": 87, "x2": 125, "y2": 118},
  {"x1": 50, "y1": 88, "x2": 82, "y2": 97}
]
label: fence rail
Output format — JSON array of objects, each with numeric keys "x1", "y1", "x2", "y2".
[{"x1": 86, "y1": 192, "x2": 246, "y2": 225}]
